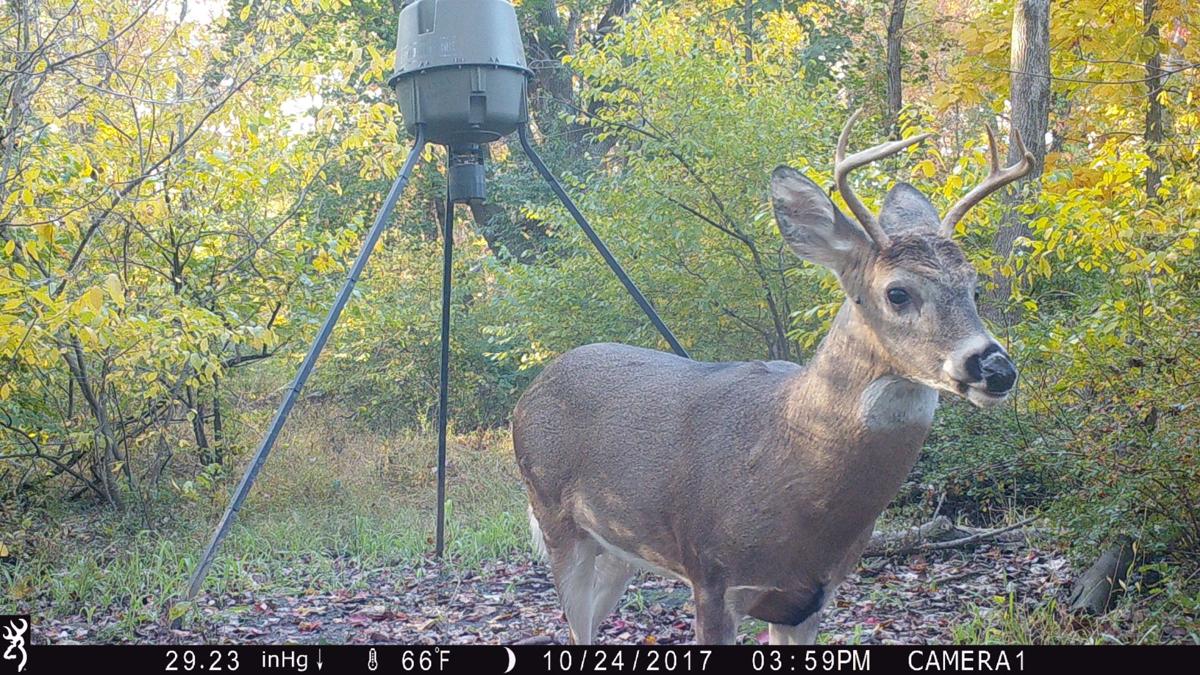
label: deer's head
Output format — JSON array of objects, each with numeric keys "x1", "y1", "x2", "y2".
[{"x1": 771, "y1": 111, "x2": 1033, "y2": 407}]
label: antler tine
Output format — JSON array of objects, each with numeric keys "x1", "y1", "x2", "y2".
[
  {"x1": 940, "y1": 125, "x2": 1034, "y2": 235},
  {"x1": 985, "y1": 125, "x2": 1000, "y2": 171},
  {"x1": 834, "y1": 109, "x2": 935, "y2": 248}
]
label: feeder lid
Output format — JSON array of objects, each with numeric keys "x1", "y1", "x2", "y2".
[{"x1": 390, "y1": 0, "x2": 533, "y2": 84}]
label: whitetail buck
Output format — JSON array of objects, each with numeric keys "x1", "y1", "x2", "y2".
[{"x1": 513, "y1": 111, "x2": 1032, "y2": 645}]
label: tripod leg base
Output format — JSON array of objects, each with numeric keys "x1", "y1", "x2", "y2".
[
  {"x1": 435, "y1": 190, "x2": 454, "y2": 558},
  {"x1": 179, "y1": 128, "x2": 428, "y2": 607}
]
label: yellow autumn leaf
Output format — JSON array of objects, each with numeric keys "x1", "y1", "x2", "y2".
[
  {"x1": 83, "y1": 286, "x2": 104, "y2": 312},
  {"x1": 313, "y1": 250, "x2": 333, "y2": 273},
  {"x1": 104, "y1": 274, "x2": 125, "y2": 307}
]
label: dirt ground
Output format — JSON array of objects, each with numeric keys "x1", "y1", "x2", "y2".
[{"x1": 35, "y1": 539, "x2": 1073, "y2": 645}]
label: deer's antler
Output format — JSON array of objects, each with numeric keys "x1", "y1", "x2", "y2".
[
  {"x1": 835, "y1": 109, "x2": 935, "y2": 249},
  {"x1": 940, "y1": 125, "x2": 1034, "y2": 235}
]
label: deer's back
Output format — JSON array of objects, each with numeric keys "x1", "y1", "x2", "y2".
[{"x1": 513, "y1": 343, "x2": 798, "y2": 466}]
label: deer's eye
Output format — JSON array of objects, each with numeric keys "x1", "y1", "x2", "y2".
[{"x1": 886, "y1": 287, "x2": 911, "y2": 307}]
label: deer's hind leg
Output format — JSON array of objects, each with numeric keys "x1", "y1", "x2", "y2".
[
  {"x1": 588, "y1": 553, "x2": 635, "y2": 634},
  {"x1": 545, "y1": 530, "x2": 636, "y2": 644},
  {"x1": 544, "y1": 527, "x2": 607, "y2": 644}
]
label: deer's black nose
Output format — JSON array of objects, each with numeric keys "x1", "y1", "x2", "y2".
[
  {"x1": 980, "y1": 349, "x2": 1016, "y2": 394},
  {"x1": 964, "y1": 343, "x2": 1016, "y2": 394}
]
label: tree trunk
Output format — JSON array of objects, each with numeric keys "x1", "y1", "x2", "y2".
[
  {"x1": 524, "y1": 0, "x2": 640, "y2": 156},
  {"x1": 1143, "y1": 0, "x2": 1166, "y2": 202},
  {"x1": 0, "y1": 0, "x2": 38, "y2": 219},
  {"x1": 986, "y1": 0, "x2": 1050, "y2": 324},
  {"x1": 1006, "y1": 0, "x2": 1050, "y2": 177},
  {"x1": 211, "y1": 383, "x2": 224, "y2": 465},
  {"x1": 188, "y1": 386, "x2": 212, "y2": 465},
  {"x1": 743, "y1": 0, "x2": 755, "y2": 63},
  {"x1": 595, "y1": 0, "x2": 635, "y2": 41},
  {"x1": 885, "y1": 0, "x2": 908, "y2": 139},
  {"x1": 1069, "y1": 536, "x2": 1136, "y2": 614},
  {"x1": 527, "y1": 0, "x2": 587, "y2": 146}
]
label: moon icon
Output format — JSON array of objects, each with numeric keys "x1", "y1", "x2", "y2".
[{"x1": 503, "y1": 646, "x2": 517, "y2": 673}]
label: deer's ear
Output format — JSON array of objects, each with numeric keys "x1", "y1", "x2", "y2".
[
  {"x1": 879, "y1": 182, "x2": 940, "y2": 234},
  {"x1": 771, "y1": 166, "x2": 871, "y2": 273}
]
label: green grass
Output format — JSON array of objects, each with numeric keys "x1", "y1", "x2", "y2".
[
  {"x1": 951, "y1": 595, "x2": 1070, "y2": 644},
  {"x1": 1, "y1": 403, "x2": 529, "y2": 637},
  {"x1": 948, "y1": 591, "x2": 1197, "y2": 645}
]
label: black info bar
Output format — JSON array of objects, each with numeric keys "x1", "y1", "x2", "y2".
[{"x1": 17, "y1": 644, "x2": 1191, "y2": 674}]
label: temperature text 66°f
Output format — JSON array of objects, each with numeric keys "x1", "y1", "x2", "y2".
[{"x1": 397, "y1": 648, "x2": 451, "y2": 671}]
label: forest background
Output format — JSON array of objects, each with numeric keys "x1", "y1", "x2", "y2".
[{"x1": 2, "y1": 0, "x2": 1198, "y2": 643}]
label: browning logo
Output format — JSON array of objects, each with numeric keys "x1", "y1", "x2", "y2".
[{"x1": 1, "y1": 616, "x2": 27, "y2": 673}]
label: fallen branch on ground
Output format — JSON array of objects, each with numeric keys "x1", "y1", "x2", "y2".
[
  {"x1": 865, "y1": 515, "x2": 961, "y2": 556},
  {"x1": 865, "y1": 516, "x2": 1037, "y2": 558},
  {"x1": 917, "y1": 517, "x2": 1037, "y2": 551}
]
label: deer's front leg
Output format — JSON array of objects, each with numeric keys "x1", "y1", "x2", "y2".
[
  {"x1": 693, "y1": 584, "x2": 738, "y2": 645},
  {"x1": 769, "y1": 613, "x2": 822, "y2": 645}
]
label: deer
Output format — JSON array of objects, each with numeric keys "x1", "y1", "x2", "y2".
[{"x1": 512, "y1": 110, "x2": 1033, "y2": 645}]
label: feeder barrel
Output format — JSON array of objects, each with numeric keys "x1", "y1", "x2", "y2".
[
  {"x1": 391, "y1": 0, "x2": 530, "y2": 78},
  {"x1": 390, "y1": 0, "x2": 532, "y2": 146}
]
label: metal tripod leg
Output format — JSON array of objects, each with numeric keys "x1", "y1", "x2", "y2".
[
  {"x1": 516, "y1": 123, "x2": 690, "y2": 359},
  {"x1": 182, "y1": 128, "x2": 428, "y2": 603},
  {"x1": 435, "y1": 185, "x2": 453, "y2": 557}
]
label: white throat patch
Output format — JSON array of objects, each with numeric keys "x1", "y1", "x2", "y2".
[{"x1": 859, "y1": 376, "x2": 939, "y2": 431}]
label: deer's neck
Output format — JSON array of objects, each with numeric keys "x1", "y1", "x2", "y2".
[
  {"x1": 776, "y1": 299, "x2": 938, "y2": 499},
  {"x1": 735, "y1": 301, "x2": 938, "y2": 579}
]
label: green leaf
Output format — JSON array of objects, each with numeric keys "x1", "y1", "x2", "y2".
[{"x1": 168, "y1": 601, "x2": 192, "y2": 623}]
